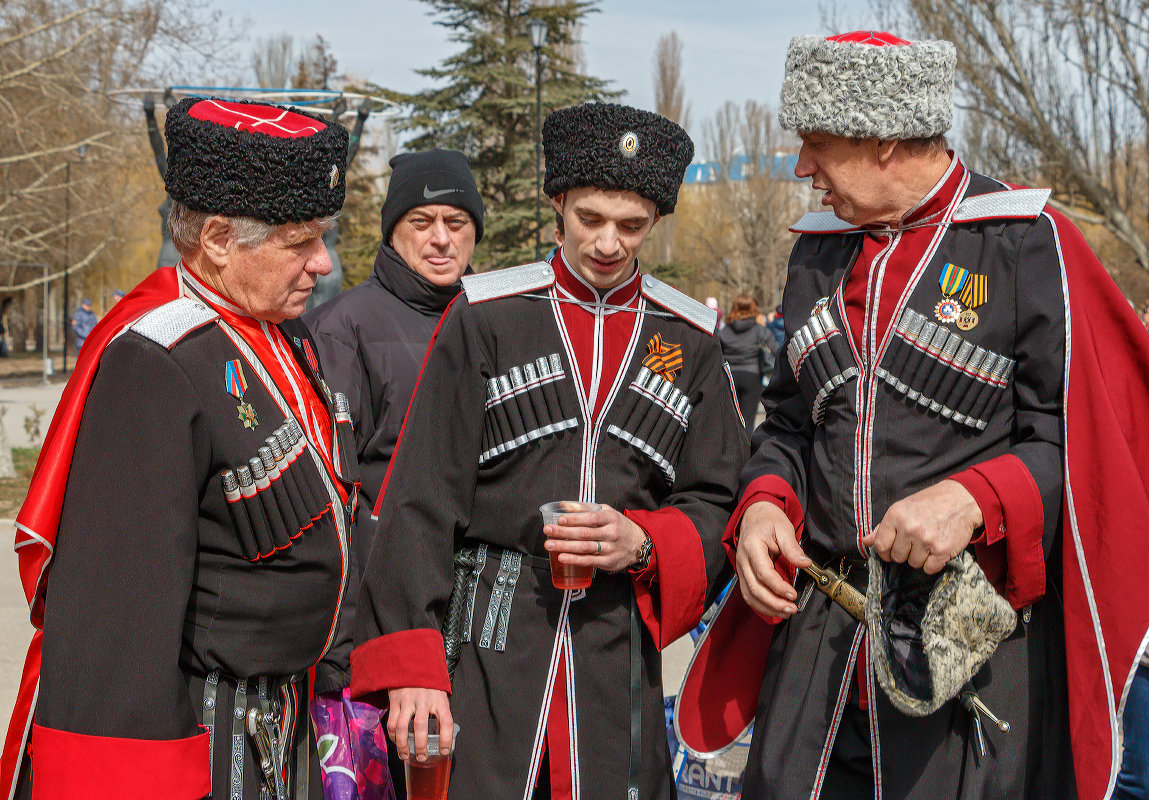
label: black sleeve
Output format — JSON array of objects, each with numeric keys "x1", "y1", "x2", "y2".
[
  {"x1": 353, "y1": 299, "x2": 490, "y2": 693},
  {"x1": 742, "y1": 258, "x2": 817, "y2": 503},
  {"x1": 1009, "y1": 217, "x2": 1067, "y2": 557},
  {"x1": 38, "y1": 334, "x2": 206, "y2": 741}
]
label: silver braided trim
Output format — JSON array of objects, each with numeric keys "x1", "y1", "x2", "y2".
[
  {"x1": 640, "y1": 274, "x2": 718, "y2": 333},
  {"x1": 606, "y1": 424, "x2": 676, "y2": 483},
  {"x1": 130, "y1": 296, "x2": 218, "y2": 349},
  {"x1": 789, "y1": 211, "x2": 862, "y2": 234},
  {"x1": 462, "y1": 261, "x2": 554, "y2": 303},
  {"x1": 951, "y1": 188, "x2": 1051, "y2": 222}
]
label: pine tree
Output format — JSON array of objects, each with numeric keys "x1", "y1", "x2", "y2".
[{"x1": 395, "y1": 0, "x2": 619, "y2": 269}]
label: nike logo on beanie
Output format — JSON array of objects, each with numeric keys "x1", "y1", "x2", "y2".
[{"x1": 424, "y1": 186, "x2": 463, "y2": 200}]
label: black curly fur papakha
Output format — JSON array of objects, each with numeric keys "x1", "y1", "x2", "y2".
[
  {"x1": 164, "y1": 97, "x2": 349, "y2": 226},
  {"x1": 543, "y1": 103, "x2": 694, "y2": 216}
]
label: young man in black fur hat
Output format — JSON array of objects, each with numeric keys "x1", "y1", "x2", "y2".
[
  {"x1": 2, "y1": 98, "x2": 358, "y2": 799},
  {"x1": 351, "y1": 103, "x2": 748, "y2": 799}
]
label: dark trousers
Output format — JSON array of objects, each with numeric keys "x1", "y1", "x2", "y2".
[
  {"x1": 1117, "y1": 662, "x2": 1149, "y2": 799},
  {"x1": 820, "y1": 701, "x2": 874, "y2": 798},
  {"x1": 731, "y1": 369, "x2": 763, "y2": 436}
]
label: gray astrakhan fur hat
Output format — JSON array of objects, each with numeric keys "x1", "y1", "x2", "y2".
[
  {"x1": 543, "y1": 103, "x2": 694, "y2": 216},
  {"x1": 779, "y1": 31, "x2": 956, "y2": 140},
  {"x1": 866, "y1": 550, "x2": 1016, "y2": 716}
]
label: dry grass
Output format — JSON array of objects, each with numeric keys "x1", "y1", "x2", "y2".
[{"x1": 0, "y1": 448, "x2": 38, "y2": 519}]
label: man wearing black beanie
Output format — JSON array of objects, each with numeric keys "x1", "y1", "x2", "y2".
[{"x1": 304, "y1": 146, "x2": 483, "y2": 799}]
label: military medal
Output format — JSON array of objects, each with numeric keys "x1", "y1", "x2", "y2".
[
  {"x1": 641, "y1": 333, "x2": 684, "y2": 382},
  {"x1": 812, "y1": 296, "x2": 831, "y2": 315},
  {"x1": 934, "y1": 298, "x2": 962, "y2": 324},
  {"x1": 936, "y1": 262, "x2": 971, "y2": 324},
  {"x1": 956, "y1": 273, "x2": 987, "y2": 330},
  {"x1": 226, "y1": 359, "x2": 259, "y2": 430}
]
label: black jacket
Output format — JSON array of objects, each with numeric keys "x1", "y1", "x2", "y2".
[
  {"x1": 305, "y1": 245, "x2": 465, "y2": 565},
  {"x1": 718, "y1": 318, "x2": 769, "y2": 375}
]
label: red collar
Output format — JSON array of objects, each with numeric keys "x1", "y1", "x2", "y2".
[{"x1": 552, "y1": 248, "x2": 641, "y2": 309}]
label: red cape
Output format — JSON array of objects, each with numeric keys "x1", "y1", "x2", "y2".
[
  {"x1": 675, "y1": 209, "x2": 1149, "y2": 800},
  {"x1": 1, "y1": 267, "x2": 181, "y2": 797}
]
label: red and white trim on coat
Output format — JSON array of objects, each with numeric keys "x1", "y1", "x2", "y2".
[{"x1": 523, "y1": 591, "x2": 573, "y2": 800}]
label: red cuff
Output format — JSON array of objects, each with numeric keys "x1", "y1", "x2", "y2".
[
  {"x1": 350, "y1": 629, "x2": 451, "y2": 700},
  {"x1": 625, "y1": 507, "x2": 707, "y2": 649},
  {"x1": 955, "y1": 454, "x2": 1046, "y2": 609},
  {"x1": 723, "y1": 475, "x2": 805, "y2": 566},
  {"x1": 949, "y1": 468, "x2": 1004, "y2": 546},
  {"x1": 31, "y1": 724, "x2": 210, "y2": 800}
]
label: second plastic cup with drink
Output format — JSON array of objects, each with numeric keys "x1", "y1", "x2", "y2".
[
  {"x1": 405, "y1": 717, "x2": 460, "y2": 800},
  {"x1": 540, "y1": 501, "x2": 601, "y2": 590}
]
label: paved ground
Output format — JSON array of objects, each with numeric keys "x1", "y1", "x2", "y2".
[
  {"x1": 0, "y1": 530, "x2": 34, "y2": 739},
  {"x1": 1, "y1": 379, "x2": 66, "y2": 449},
  {"x1": 0, "y1": 376, "x2": 698, "y2": 740}
]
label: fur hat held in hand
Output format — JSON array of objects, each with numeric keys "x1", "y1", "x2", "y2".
[
  {"x1": 780, "y1": 31, "x2": 956, "y2": 140},
  {"x1": 164, "y1": 97, "x2": 348, "y2": 225},
  {"x1": 866, "y1": 550, "x2": 1016, "y2": 716},
  {"x1": 543, "y1": 103, "x2": 694, "y2": 215}
]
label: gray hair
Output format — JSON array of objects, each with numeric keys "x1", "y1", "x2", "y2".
[{"x1": 168, "y1": 200, "x2": 338, "y2": 257}]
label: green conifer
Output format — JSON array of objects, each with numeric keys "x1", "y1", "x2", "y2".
[{"x1": 396, "y1": 0, "x2": 619, "y2": 269}]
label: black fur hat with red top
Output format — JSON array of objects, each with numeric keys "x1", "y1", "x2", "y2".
[{"x1": 164, "y1": 97, "x2": 349, "y2": 225}]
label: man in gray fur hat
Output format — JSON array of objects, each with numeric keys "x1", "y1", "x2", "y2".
[{"x1": 676, "y1": 30, "x2": 1149, "y2": 800}]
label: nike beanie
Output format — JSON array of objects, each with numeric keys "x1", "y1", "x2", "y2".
[{"x1": 381, "y1": 148, "x2": 485, "y2": 244}]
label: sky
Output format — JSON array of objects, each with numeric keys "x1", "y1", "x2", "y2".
[{"x1": 220, "y1": 0, "x2": 876, "y2": 146}]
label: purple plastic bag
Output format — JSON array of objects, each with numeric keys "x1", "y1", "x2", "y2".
[{"x1": 310, "y1": 688, "x2": 397, "y2": 800}]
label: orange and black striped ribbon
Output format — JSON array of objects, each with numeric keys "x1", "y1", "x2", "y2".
[
  {"x1": 958, "y1": 274, "x2": 988, "y2": 309},
  {"x1": 641, "y1": 333, "x2": 684, "y2": 382}
]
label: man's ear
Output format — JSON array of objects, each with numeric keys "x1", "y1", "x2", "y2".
[
  {"x1": 199, "y1": 216, "x2": 233, "y2": 267},
  {"x1": 650, "y1": 211, "x2": 662, "y2": 230},
  {"x1": 551, "y1": 194, "x2": 564, "y2": 215},
  {"x1": 876, "y1": 139, "x2": 898, "y2": 165}
]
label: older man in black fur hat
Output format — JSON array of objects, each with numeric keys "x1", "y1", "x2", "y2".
[
  {"x1": 350, "y1": 103, "x2": 748, "y2": 800},
  {"x1": 2, "y1": 97, "x2": 358, "y2": 800}
]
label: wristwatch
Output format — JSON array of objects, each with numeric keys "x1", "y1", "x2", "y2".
[{"x1": 628, "y1": 533, "x2": 653, "y2": 573}]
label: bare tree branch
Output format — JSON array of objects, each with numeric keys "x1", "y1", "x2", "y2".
[{"x1": 883, "y1": 0, "x2": 1149, "y2": 270}]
